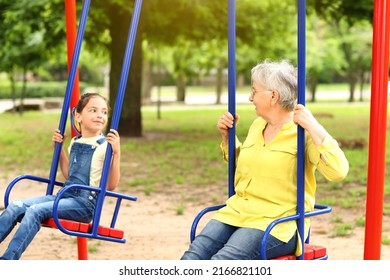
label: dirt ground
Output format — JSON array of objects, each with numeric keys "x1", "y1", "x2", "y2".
[{"x1": 1, "y1": 175, "x2": 390, "y2": 261}]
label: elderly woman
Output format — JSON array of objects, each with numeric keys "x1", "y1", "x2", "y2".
[{"x1": 181, "y1": 59, "x2": 349, "y2": 260}]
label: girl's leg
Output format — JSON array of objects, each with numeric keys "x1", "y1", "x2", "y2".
[
  {"x1": 56, "y1": 191, "x2": 95, "y2": 223},
  {"x1": 181, "y1": 219, "x2": 237, "y2": 260},
  {"x1": 1, "y1": 195, "x2": 92, "y2": 260},
  {"x1": 0, "y1": 195, "x2": 55, "y2": 243},
  {"x1": 211, "y1": 227, "x2": 297, "y2": 260},
  {"x1": 0, "y1": 196, "x2": 56, "y2": 260}
]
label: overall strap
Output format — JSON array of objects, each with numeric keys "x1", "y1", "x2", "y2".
[{"x1": 96, "y1": 136, "x2": 106, "y2": 145}]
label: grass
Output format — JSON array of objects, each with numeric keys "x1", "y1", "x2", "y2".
[
  {"x1": 0, "y1": 97, "x2": 389, "y2": 240},
  {"x1": 150, "y1": 83, "x2": 371, "y2": 96},
  {"x1": 331, "y1": 223, "x2": 354, "y2": 238},
  {"x1": 0, "y1": 101, "x2": 387, "y2": 197}
]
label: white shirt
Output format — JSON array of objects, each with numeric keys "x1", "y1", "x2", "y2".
[{"x1": 68, "y1": 135, "x2": 107, "y2": 188}]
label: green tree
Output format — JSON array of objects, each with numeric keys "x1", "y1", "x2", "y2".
[
  {"x1": 308, "y1": 0, "x2": 374, "y2": 102},
  {"x1": 0, "y1": 0, "x2": 65, "y2": 112},
  {"x1": 236, "y1": 0, "x2": 298, "y2": 77},
  {"x1": 99, "y1": 0, "x2": 300, "y2": 134},
  {"x1": 85, "y1": 0, "x2": 231, "y2": 136},
  {"x1": 171, "y1": 39, "x2": 201, "y2": 102},
  {"x1": 0, "y1": 0, "x2": 303, "y2": 135},
  {"x1": 306, "y1": 15, "x2": 344, "y2": 102},
  {"x1": 308, "y1": 0, "x2": 373, "y2": 24}
]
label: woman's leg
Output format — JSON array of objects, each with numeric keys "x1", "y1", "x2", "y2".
[
  {"x1": 264, "y1": 232, "x2": 297, "y2": 259},
  {"x1": 181, "y1": 219, "x2": 237, "y2": 260},
  {"x1": 211, "y1": 227, "x2": 297, "y2": 260}
]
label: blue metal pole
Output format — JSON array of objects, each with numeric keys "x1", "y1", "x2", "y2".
[
  {"x1": 90, "y1": 0, "x2": 143, "y2": 234},
  {"x1": 47, "y1": 0, "x2": 91, "y2": 195},
  {"x1": 228, "y1": 0, "x2": 236, "y2": 198},
  {"x1": 297, "y1": 0, "x2": 306, "y2": 260}
]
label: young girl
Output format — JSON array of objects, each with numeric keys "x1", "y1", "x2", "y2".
[{"x1": 0, "y1": 93, "x2": 121, "y2": 260}]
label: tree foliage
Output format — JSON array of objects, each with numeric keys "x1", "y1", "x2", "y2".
[
  {"x1": 308, "y1": 0, "x2": 374, "y2": 102},
  {"x1": 0, "y1": 0, "x2": 65, "y2": 113},
  {"x1": 308, "y1": 0, "x2": 373, "y2": 25},
  {"x1": 0, "y1": 0, "x2": 376, "y2": 129}
]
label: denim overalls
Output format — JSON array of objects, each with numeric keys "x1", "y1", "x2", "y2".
[{"x1": 0, "y1": 136, "x2": 105, "y2": 260}]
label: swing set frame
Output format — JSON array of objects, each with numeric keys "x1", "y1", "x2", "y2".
[{"x1": 2, "y1": 0, "x2": 389, "y2": 260}]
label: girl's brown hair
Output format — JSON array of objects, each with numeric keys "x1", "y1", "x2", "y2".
[
  {"x1": 74, "y1": 93, "x2": 110, "y2": 114},
  {"x1": 72, "y1": 93, "x2": 110, "y2": 135}
]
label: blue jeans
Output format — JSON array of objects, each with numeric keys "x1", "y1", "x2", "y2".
[
  {"x1": 0, "y1": 189, "x2": 96, "y2": 260},
  {"x1": 0, "y1": 139, "x2": 102, "y2": 260},
  {"x1": 181, "y1": 219, "x2": 297, "y2": 260}
]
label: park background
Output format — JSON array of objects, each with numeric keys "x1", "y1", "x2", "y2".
[{"x1": 1, "y1": 0, "x2": 390, "y2": 260}]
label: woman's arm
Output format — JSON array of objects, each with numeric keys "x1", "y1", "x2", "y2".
[
  {"x1": 294, "y1": 104, "x2": 349, "y2": 181},
  {"x1": 293, "y1": 104, "x2": 327, "y2": 146},
  {"x1": 217, "y1": 111, "x2": 240, "y2": 146}
]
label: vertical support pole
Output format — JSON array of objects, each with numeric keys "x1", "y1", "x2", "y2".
[
  {"x1": 77, "y1": 237, "x2": 88, "y2": 260},
  {"x1": 296, "y1": 0, "x2": 306, "y2": 260},
  {"x1": 65, "y1": 0, "x2": 81, "y2": 136},
  {"x1": 227, "y1": 0, "x2": 236, "y2": 198},
  {"x1": 65, "y1": 0, "x2": 86, "y2": 260},
  {"x1": 364, "y1": 0, "x2": 390, "y2": 260}
]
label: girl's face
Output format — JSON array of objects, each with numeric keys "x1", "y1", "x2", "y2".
[{"x1": 75, "y1": 96, "x2": 108, "y2": 137}]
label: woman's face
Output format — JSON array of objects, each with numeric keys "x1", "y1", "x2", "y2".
[{"x1": 249, "y1": 81, "x2": 272, "y2": 117}]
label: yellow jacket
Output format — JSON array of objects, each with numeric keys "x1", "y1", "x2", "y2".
[{"x1": 213, "y1": 117, "x2": 349, "y2": 256}]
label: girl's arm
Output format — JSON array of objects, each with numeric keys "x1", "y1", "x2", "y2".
[
  {"x1": 52, "y1": 129, "x2": 69, "y2": 179},
  {"x1": 106, "y1": 129, "x2": 121, "y2": 191}
]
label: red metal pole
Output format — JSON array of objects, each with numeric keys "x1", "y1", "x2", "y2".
[
  {"x1": 65, "y1": 0, "x2": 81, "y2": 138},
  {"x1": 65, "y1": 0, "x2": 87, "y2": 260},
  {"x1": 364, "y1": 0, "x2": 390, "y2": 260}
]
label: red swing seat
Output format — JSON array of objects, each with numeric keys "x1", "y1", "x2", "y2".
[
  {"x1": 3, "y1": 174, "x2": 137, "y2": 259},
  {"x1": 189, "y1": 203, "x2": 331, "y2": 260},
  {"x1": 42, "y1": 218, "x2": 125, "y2": 240}
]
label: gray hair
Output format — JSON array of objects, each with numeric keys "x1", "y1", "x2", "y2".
[{"x1": 251, "y1": 59, "x2": 298, "y2": 111}]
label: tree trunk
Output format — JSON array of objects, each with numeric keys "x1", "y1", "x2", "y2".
[
  {"x1": 176, "y1": 74, "x2": 186, "y2": 102},
  {"x1": 108, "y1": 4, "x2": 143, "y2": 137},
  {"x1": 359, "y1": 70, "x2": 367, "y2": 102},
  {"x1": 9, "y1": 72, "x2": 17, "y2": 114},
  {"x1": 347, "y1": 71, "x2": 357, "y2": 102},
  {"x1": 156, "y1": 50, "x2": 162, "y2": 120},
  {"x1": 349, "y1": 83, "x2": 355, "y2": 102},
  {"x1": 310, "y1": 86, "x2": 317, "y2": 103},
  {"x1": 308, "y1": 76, "x2": 317, "y2": 103},
  {"x1": 237, "y1": 73, "x2": 245, "y2": 88},
  {"x1": 142, "y1": 52, "x2": 153, "y2": 104},
  {"x1": 19, "y1": 66, "x2": 27, "y2": 115},
  {"x1": 215, "y1": 59, "x2": 223, "y2": 105}
]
